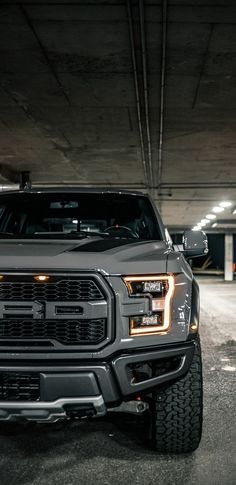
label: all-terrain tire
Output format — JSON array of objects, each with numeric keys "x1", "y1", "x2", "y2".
[{"x1": 151, "y1": 337, "x2": 203, "y2": 453}]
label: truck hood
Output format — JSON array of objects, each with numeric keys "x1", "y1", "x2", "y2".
[{"x1": 0, "y1": 238, "x2": 170, "y2": 275}]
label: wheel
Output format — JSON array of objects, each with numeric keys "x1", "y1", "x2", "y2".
[{"x1": 150, "y1": 337, "x2": 203, "y2": 453}]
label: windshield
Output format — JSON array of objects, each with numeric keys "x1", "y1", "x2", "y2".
[{"x1": 0, "y1": 192, "x2": 162, "y2": 240}]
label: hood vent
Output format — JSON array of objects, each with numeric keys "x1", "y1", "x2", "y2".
[{"x1": 71, "y1": 239, "x2": 145, "y2": 252}]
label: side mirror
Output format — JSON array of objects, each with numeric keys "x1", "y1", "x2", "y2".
[{"x1": 182, "y1": 230, "x2": 208, "y2": 258}]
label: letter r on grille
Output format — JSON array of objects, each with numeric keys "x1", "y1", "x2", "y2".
[{"x1": 0, "y1": 301, "x2": 44, "y2": 319}]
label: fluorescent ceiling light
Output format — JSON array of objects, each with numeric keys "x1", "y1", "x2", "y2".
[
  {"x1": 232, "y1": 208, "x2": 236, "y2": 215},
  {"x1": 206, "y1": 213, "x2": 216, "y2": 220},
  {"x1": 212, "y1": 223, "x2": 218, "y2": 228},
  {"x1": 192, "y1": 226, "x2": 201, "y2": 231},
  {"x1": 212, "y1": 206, "x2": 224, "y2": 213},
  {"x1": 219, "y1": 201, "x2": 232, "y2": 208},
  {"x1": 201, "y1": 219, "x2": 210, "y2": 224}
]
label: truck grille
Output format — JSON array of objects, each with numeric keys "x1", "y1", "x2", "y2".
[
  {"x1": 0, "y1": 318, "x2": 106, "y2": 345},
  {"x1": 0, "y1": 372, "x2": 40, "y2": 401},
  {"x1": 0, "y1": 278, "x2": 104, "y2": 301},
  {"x1": 0, "y1": 274, "x2": 112, "y2": 349}
]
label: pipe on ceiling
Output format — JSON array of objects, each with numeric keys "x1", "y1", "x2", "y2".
[
  {"x1": 126, "y1": 0, "x2": 149, "y2": 187},
  {"x1": 0, "y1": 184, "x2": 20, "y2": 191},
  {"x1": 139, "y1": 0, "x2": 153, "y2": 188},
  {"x1": 157, "y1": 0, "x2": 168, "y2": 191}
]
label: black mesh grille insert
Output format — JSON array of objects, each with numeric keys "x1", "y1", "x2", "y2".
[
  {"x1": 0, "y1": 278, "x2": 104, "y2": 302},
  {"x1": 0, "y1": 319, "x2": 106, "y2": 345},
  {"x1": 0, "y1": 372, "x2": 40, "y2": 401}
]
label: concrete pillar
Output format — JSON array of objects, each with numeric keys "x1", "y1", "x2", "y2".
[{"x1": 224, "y1": 234, "x2": 233, "y2": 281}]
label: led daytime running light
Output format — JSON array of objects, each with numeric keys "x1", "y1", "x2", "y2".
[{"x1": 124, "y1": 275, "x2": 175, "y2": 335}]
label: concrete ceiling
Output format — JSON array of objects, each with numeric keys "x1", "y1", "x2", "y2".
[{"x1": 0, "y1": 0, "x2": 236, "y2": 229}]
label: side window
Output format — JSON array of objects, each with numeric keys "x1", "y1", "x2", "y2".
[
  {"x1": 4, "y1": 209, "x2": 26, "y2": 234},
  {"x1": 0, "y1": 206, "x2": 6, "y2": 229}
]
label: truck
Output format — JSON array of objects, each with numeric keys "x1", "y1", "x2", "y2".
[{"x1": 0, "y1": 188, "x2": 207, "y2": 453}]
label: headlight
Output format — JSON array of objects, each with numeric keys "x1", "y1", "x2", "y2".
[{"x1": 123, "y1": 275, "x2": 175, "y2": 336}]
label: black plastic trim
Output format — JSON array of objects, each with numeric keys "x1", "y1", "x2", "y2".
[
  {"x1": 112, "y1": 341, "x2": 195, "y2": 396},
  {"x1": 0, "y1": 341, "x2": 196, "y2": 403},
  {"x1": 0, "y1": 364, "x2": 120, "y2": 404},
  {"x1": 188, "y1": 277, "x2": 200, "y2": 338},
  {"x1": 40, "y1": 372, "x2": 100, "y2": 401}
]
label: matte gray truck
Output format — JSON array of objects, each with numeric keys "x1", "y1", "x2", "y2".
[{"x1": 0, "y1": 188, "x2": 208, "y2": 453}]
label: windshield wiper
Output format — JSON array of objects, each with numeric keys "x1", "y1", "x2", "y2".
[
  {"x1": 0, "y1": 231, "x2": 133, "y2": 240},
  {"x1": 31, "y1": 231, "x2": 135, "y2": 240},
  {"x1": 70, "y1": 231, "x2": 136, "y2": 239},
  {"x1": 0, "y1": 232, "x2": 15, "y2": 237},
  {"x1": 31, "y1": 231, "x2": 110, "y2": 238},
  {"x1": 69, "y1": 231, "x2": 110, "y2": 238}
]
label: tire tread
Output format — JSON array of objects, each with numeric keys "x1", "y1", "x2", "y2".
[{"x1": 152, "y1": 337, "x2": 203, "y2": 453}]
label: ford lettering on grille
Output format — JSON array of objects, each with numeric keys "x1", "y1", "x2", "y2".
[{"x1": 0, "y1": 301, "x2": 108, "y2": 320}]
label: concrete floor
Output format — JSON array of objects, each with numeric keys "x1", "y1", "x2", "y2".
[{"x1": 0, "y1": 279, "x2": 235, "y2": 485}]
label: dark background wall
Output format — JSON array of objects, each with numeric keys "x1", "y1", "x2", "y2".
[
  {"x1": 197, "y1": 234, "x2": 225, "y2": 269},
  {"x1": 172, "y1": 233, "x2": 236, "y2": 270}
]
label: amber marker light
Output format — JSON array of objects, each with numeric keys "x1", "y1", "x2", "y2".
[
  {"x1": 34, "y1": 275, "x2": 50, "y2": 282},
  {"x1": 0, "y1": 275, "x2": 4, "y2": 280},
  {"x1": 123, "y1": 275, "x2": 175, "y2": 336}
]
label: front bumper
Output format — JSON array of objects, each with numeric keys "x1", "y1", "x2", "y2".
[
  {"x1": 0, "y1": 396, "x2": 106, "y2": 422},
  {"x1": 0, "y1": 341, "x2": 195, "y2": 421}
]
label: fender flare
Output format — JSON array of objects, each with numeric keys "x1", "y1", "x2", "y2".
[{"x1": 189, "y1": 277, "x2": 200, "y2": 335}]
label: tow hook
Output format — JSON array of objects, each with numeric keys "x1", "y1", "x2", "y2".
[
  {"x1": 108, "y1": 400, "x2": 149, "y2": 415},
  {"x1": 65, "y1": 405, "x2": 96, "y2": 420}
]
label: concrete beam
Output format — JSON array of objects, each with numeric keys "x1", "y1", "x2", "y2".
[{"x1": 224, "y1": 234, "x2": 233, "y2": 281}]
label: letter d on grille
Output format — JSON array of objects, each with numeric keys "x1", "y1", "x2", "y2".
[{"x1": 0, "y1": 301, "x2": 44, "y2": 319}]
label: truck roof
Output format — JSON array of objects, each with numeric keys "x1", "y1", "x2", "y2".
[{"x1": 0, "y1": 187, "x2": 147, "y2": 197}]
